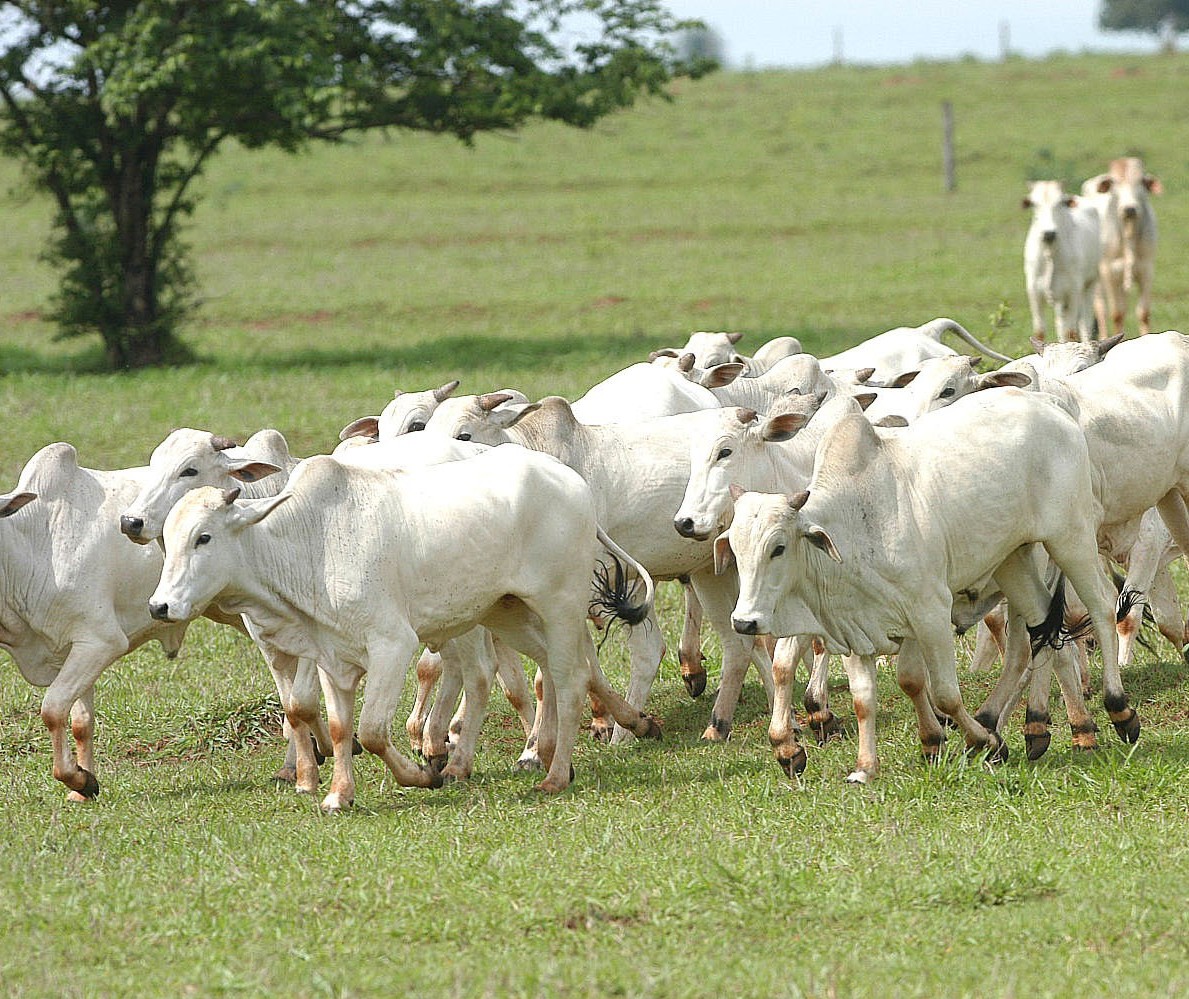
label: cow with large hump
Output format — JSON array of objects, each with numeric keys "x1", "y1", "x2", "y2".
[
  {"x1": 1022, "y1": 179, "x2": 1102, "y2": 343},
  {"x1": 1081, "y1": 157, "x2": 1161, "y2": 336},
  {"x1": 337, "y1": 379, "x2": 463, "y2": 443},
  {"x1": 149, "y1": 444, "x2": 659, "y2": 809},
  {"x1": 0, "y1": 443, "x2": 192, "y2": 801},
  {"x1": 424, "y1": 392, "x2": 777, "y2": 743},
  {"x1": 718, "y1": 388, "x2": 1127, "y2": 783}
]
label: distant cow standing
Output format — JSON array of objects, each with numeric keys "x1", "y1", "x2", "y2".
[
  {"x1": 1081, "y1": 157, "x2": 1162, "y2": 336},
  {"x1": 1022, "y1": 180, "x2": 1101, "y2": 344}
]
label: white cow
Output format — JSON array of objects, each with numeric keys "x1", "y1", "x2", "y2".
[
  {"x1": 1081, "y1": 157, "x2": 1162, "y2": 336},
  {"x1": 337, "y1": 380, "x2": 462, "y2": 442},
  {"x1": 571, "y1": 362, "x2": 719, "y2": 423},
  {"x1": 818, "y1": 317, "x2": 1014, "y2": 381},
  {"x1": 718, "y1": 390, "x2": 1126, "y2": 783},
  {"x1": 860, "y1": 355, "x2": 1032, "y2": 425},
  {"x1": 0, "y1": 443, "x2": 191, "y2": 800},
  {"x1": 425, "y1": 393, "x2": 776, "y2": 743},
  {"x1": 150, "y1": 445, "x2": 660, "y2": 809},
  {"x1": 1022, "y1": 180, "x2": 1101, "y2": 343},
  {"x1": 650, "y1": 332, "x2": 803, "y2": 375}
]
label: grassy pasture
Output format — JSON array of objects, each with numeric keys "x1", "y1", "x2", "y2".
[{"x1": 2, "y1": 53, "x2": 1189, "y2": 997}]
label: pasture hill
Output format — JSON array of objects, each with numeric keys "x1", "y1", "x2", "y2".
[{"x1": 1, "y1": 54, "x2": 1188, "y2": 997}]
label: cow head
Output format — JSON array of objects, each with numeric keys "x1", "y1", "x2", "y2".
[
  {"x1": 1024, "y1": 180, "x2": 1075, "y2": 245},
  {"x1": 121, "y1": 429, "x2": 285, "y2": 545}
]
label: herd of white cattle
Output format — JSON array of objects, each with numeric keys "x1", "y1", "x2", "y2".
[{"x1": 2, "y1": 158, "x2": 1179, "y2": 811}]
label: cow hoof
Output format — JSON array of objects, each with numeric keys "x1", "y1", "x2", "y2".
[
  {"x1": 1025, "y1": 731, "x2": 1051, "y2": 761},
  {"x1": 69, "y1": 769, "x2": 100, "y2": 800},
  {"x1": 352, "y1": 736, "x2": 364, "y2": 756},
  {"x1": 701, "y1": 715, "x2": 731, "y2": 742},
  {"x1": 516, "y1": 751, "x2": 542, "y2": 771},
  {"x1": 845, "y1": 769, "x2": 873, "y2": 785},
  {"x1": 641, "y1": 715, "x2": 663, "y2": 740},
  {"x1": 776, "y1": 746, "x2": 807, "y2": 778},
  {"x1": 320, "y1": 793, "x2": 353, "y2": 813},
  {"x1": 987, "y1": 737, "x2": 1009, "y2": 765},
  {"x1": 1181, "y1": 643, "x2": 1189, "y2": 665},
  {"x1": 426, "y1": 753, "x2": 449, "y2": 776},
  {"x1": 423, "y1": 767, "x2": 445, "y2": 790},
  {"x1": 589, "y1": 720, "x2": 614, "y2": 743},
  {"x1": 682, "y1": 671, "x2": 707, "y2": 698},
  {"x1": 1112, "y1": 710, "x2": 1141, "y2": 744},
  {"x1": 273, "y1": 765, "x2": 298, "y2": 785},
  {"x1": 810, "y1": 712, "x2": 841, "y2": 745}
]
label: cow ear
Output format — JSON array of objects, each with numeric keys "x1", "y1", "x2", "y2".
[
  {"x1": 977, "y1": 370, "x2": 1032, "y2": 391},
  {"x1": 762, "y1": 412, "x2": 809, "y2": 442},
  {"x1": 1096, "y1": 176, "x2": 1113, "y2": 194},
  {"x1": 1029, "y1": 335, "x2": 1047, "y2": 355},
  {"x1": 890, "y1": 370, "x2": 919, "y2": 388},
  {"x1": 339, "y1": 416, "x2": 379, "y2": 442},
  {"x1": 0, "y1": 491, "x2": 36, "y2": 517},
  {"x1": 1063, "y1": 195, "x2": 1078, "y2": 208},
  {"x1": 728, "y1": 483, "x2": 747, "y2": 502},
  {"x1": 1145, "y1": 175, "x2": 1163, "y2": 195},
  {"x1": 852, "y1": 391, "x2": 878, "y2": 412},
  {"x1": 700, "y1": 362, "x2": 745, "y2": 389},
  {"x1": 226, "y1": 459, "x2": 283, "y2": 484},
  {"x1": 649, "y1": 349, "x2": 679, "y2": 362},
  {"x1": 713, "y1": 533, "x2": 735, "y2": 575},
  {"x1": 803, "y1": 524, "x2": 842, "y2": 563},
  {"x1": 233, "y1": 492, "x2": 290, "y2": 528},
  {"x1": 1022, "y1": 197, "x2": 1034, "y2": 209},
  {"x1": 1097, "y1": 331, "x2": 1126, "y2": 355}
]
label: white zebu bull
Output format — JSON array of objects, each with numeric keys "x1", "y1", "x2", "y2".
[
  {"x1": 718, "y1": 389, "x2": 1126, "y2": 783},
  {"x1": 425, "y1": 393, "x2": 776, "y2": 743},
  {"x1": 817, "y1": 317, "x2": 1013, "y2": 380},
  {"x1": 1022, "y1": 180, "x2": 1101, "y2": 343},
  {"x1": 0, "y1": 443, "x2": 190, "y2": 800},
  {"x1": 650, "y1": 332, "x2": 803, "y2": 375},
  {"x1": 1081, "y1": 157, "x2": 1162, "y2": 336},
  {"x1": 150, "y1": 445, "x2": 660, "y2": 809}
]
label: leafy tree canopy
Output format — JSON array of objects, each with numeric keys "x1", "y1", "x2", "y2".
[
  {"x1": 0, "y1": 1, "x2": 705, "y2": 369},
  {"x1": 1099, "y1": 0, "x2": 1189, "y2": 34}
]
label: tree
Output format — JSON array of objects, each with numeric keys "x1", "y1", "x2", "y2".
[
  {"x1": 1099, "y1": 0, "x2": 1189, "y2": 42},
  {"x1": 0, "y1": 2, "x2": 706, "y2": 370}
]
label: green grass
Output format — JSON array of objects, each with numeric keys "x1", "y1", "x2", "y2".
[{"x1": 3, "y1": 53, "x2": 1189, "y2": 997}]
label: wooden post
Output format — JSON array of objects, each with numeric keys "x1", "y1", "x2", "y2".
[{"x1": 942, "y1": 101, "x2": 956, "y2": 193}]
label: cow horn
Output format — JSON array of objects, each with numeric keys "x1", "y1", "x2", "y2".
[
  {"x1": 789, "y1": 490, "x2": 810, "y2": 510},
  {"x1": 222, "y1": 487, "x2": 241, "y2": 505},
  {"x1": 478, "y1": 392, "x2": 514, "y2": 412},
  {"x1": 727, "y1": 332, "x2": 744, "y2": 344},
  {"x1": 433, "y1": 379, "x2": 461, "y2": 402},
  {"x1": 736, "y1": 407, "x2": 758, "y2": 425},
  {"x1": 210, "y1": 435, "x2": 239, "y2": 451},
  {"x1": 678, "y1": 353, "x2": 696, "y2": 372}
]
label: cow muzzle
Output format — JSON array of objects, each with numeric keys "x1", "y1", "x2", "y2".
[
  {"x1": 120, "y1": 514, "x2": 150, "y2": 543},
  {"x1": 732, "y1": 616, "x2": 761, "y2": 635},
  {"x1": 1041, "y1": 229, "x2": 1057, "y2": 245},
  {"x1": 149, "y1": 600, "x2": 174, "y2": 622},
  {"x1": 674, "y1": 516, "x2": 710, "y2": 541}
]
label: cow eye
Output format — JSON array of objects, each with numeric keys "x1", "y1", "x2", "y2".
[
  {"x1": 180, "y1": 467, "x2": 199, "y2": 478},
  {"x1": 716, "y1": 447, "x2": 733, "y2": 461},
  {"x1": 408, "y1": 421, "x2": 426, "y2": 432},
  {"x1": 939, "y1": 387, "x2": 955, "y2": 399},
  {"x1": 770, "y1": 544, "x2": 786, "y2": 559},
  {"x1": 456, "y1": 432, "x2": 471, "y2": 442},
  {"x1": 196, "y1": 533, "x2": 211, "y2": 547}
]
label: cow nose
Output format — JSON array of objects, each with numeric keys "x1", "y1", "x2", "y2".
[
  {"x1": 1123, "y1": 205, "x2": 1138, "y2": 219},
  {"x1": 1041, "y1": 230, "x2": 1057, "y2": 244},
  {"x1": 674, "y1": 517, "x2": 697, "y2": 538},
  {"x1": 120, "y1": 514, "x2": 144, "y2": 538},
  {"x1": 149, "y1": 601, "x2": 170, "y2": 621},
  {"x1": 732, "y1": 616, "x2": 759, "y2": 635}
]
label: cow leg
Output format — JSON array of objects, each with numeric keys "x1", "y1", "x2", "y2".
[
  {"x1": 405, "y1": 649, "x2": 442, "y2": 758},
  {"x1": 318, "y1": 670, "x2": 361, "y2": 812},
  {"x1": 1136, "y1": 265, "x2": 1153, "y2": 334},
  {"x1": 609, "y1": 608, "x2": 665, "y2": 744},
  {"x1": 768, "y1": 636, "x2": 807, "y2": 779},
  {"x1": 422, "y1": 647, "x2": 465, "y2": 773},
  {"x1": 1051, "y1": 643, "x2": 1100, "y2": 752},
  {"x1": 355, "y1": 633, "x2": 442, "y2": 804},
  {"x1": 517, "y1": 669, "x2": 545, "y2": 770},
  {"x1": 895, "y1": 639, "x2": 946, "y2": 766},
  {"x1": 435, "y1": 629, "x2": 498, "y2": 783},
  {"x1": 678, "y1": 579, "x2": 707, "y2": 697},
  {"x1": 1044, "y1": 529, "x2": 1132, "y2": 744},
  {"x1": 791, "y1": 636, "x2": 839, "y2": 743},
  {"x1": 41, "y1": 639, "x2": 126, "y2": 800},
  {"x1": 492, "y1": 636, "x2": 536, "y2": 746},
  {"x1": 841, "y1": 653, "x2": 881, "y2": 783},
  {"x1": 258, "y1": 646, "x2": 321, "y2": 796},
  {"x1": 1147, "y1": 565, "x2": 1188, "y2": 661},
  {"x1": 969, "y1": 606, "x2": 1007, "y2": 672}
]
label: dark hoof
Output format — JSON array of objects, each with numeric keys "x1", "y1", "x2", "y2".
[
  {"x1": 569, "y1": 764, "x2": 576, "y2": 783},
  {"x1": 701, "y1": 715, "x2": 731, "y2": 742},
  {"x1": 310, "y1": 736, "x2": 326, "y2": 766},
  {"x1": 809, "y1": 712, "x2": 842, "y2": 745},
  {"x1": 987, "y1": 736, "x2": 1009, "y2": 765},
  {"x1": 273, "y1": 766, "x2": 298, "y2": 785},
  {"x1": 936, "y1": 711, "x2": 958, "y2": 730},
  {"x1": 77, "y1": 769, "x2": 100, "y2": 800},
  {"x1": 683, "y1": 671, "x2": 707, "y2": 698},
  {"x1": 641, "y1": 716, "x2": 663, "y2": 740},
  {"x1": 1025, "y1": 731, "x2": 1051, "y2": 761},
  {"x1": 352, "y1": 736, "x2": 364, "y2": 756},
  {"x1": 1181, "y1": 643, "x2": 1189, "y2": 666},
  {"x1": 777, "y1": 745, "x2": 808, "y2": 778},
  {"x1": 973, "y1": 709, "x2": 997, "y2": 731},
  {"x1": 1112, "y1": 711, "x2": 1141, "y2": 744},
  {"x1": 424, "y1": 767, "x2": 445, "y2": 790},
  {"x1": 426, "y1": 753, "x2": 449, "y2": 776}
]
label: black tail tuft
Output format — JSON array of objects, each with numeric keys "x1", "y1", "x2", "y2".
[
  {"x1": 1028, "y1": 576, "x2": 1068, "y2": 657},
  {"x1": 1117, "y1": 587, "x2": 1144, "y2": 624},
  {"x1": 589, "y1": 554, "x2": 650, "y2": 649}
]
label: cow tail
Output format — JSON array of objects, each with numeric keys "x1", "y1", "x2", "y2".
[
  {"x1": 1028, "y1": 574, "x2": 1096, "y2": 657},
  {"x1": 589, "y1": 527, "x2": 654, "y2": 629},
  {"x1": 929, "y1": 316, "x2": 1014, "y2": 363}
]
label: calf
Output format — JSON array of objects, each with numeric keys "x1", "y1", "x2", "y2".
[{"x1": 1022, "y1": 180, "x2": 1101, "y2": 343}]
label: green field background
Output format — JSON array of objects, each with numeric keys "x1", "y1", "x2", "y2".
[{"x1": 1, "y1": 54, "x2": 1189, "y2": 997}]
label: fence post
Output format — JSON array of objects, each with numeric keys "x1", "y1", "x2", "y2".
[{"x1": 942, "y1": 101, "x2": 956, "y2": 193}]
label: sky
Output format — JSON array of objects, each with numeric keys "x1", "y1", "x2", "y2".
[{"x1": 660, "y1": 1, "x2": 1159, "y2": 69}]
